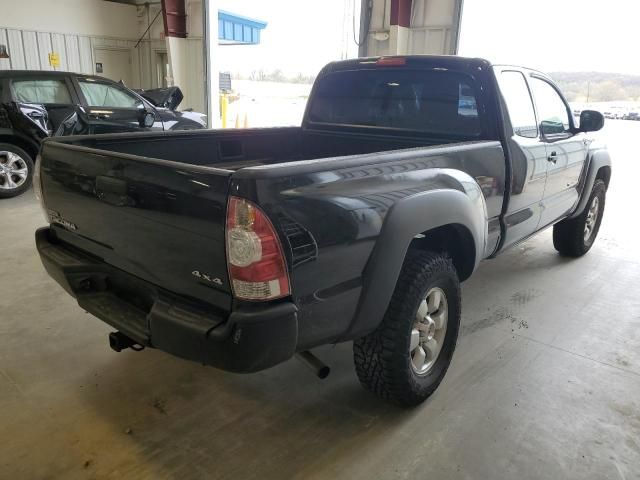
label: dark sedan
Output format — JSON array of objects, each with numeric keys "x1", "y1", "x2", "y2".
[{"x1": 0, "y1": 70, "x2": 206, "y2": 198}]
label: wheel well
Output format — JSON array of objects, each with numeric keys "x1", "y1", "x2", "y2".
[
  {"x1": 596, "y1": 166, "x2": 611, "y2": 189},
  {"x1": 0, "y1": 135, "x2": 38, "y2": 160},
  {"x1": 408, "y1": 224, "x2": 476, "y2": 281}
]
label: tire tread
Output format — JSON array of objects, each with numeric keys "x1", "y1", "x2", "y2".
[
  {"x1": 553, "y1": 179, "x2": 606, "y2": 257},
  {"x1": 353, "y1": 250, "x2": 460, "y2": 406}
]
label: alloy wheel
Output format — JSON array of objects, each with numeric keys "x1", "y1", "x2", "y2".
[
  {"x1": 584, "y1": 196, "x2": 600, "y2": 242},
  {"x1": 0, "y1": 151, "x2": 29, "y2": 191},
  {"x1": 410, "y1": 287, "x2": 448, "y2": 375}
]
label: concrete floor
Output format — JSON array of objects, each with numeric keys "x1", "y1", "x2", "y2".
[{"x1": 1, "y1": 121, "x2": 639, "y2": 480}]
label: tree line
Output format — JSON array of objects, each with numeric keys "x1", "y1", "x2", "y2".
[
  {"x1": 550, "y1": 72, "x2": 640, "y2": 102},
  {"x1": 231, "y1": 70, "x2": 317, "y2": 85},
  {"x1": 229, "y1": 69, "x2": 640, "y2": 101}
]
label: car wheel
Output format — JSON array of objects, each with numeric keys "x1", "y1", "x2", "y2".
[
  {"x1": 0, "y1": 143, "x2": 34, "y2": 199},
  {"x1": 553, "y1": 179, "x2": 606, "y2": 257},
  {"x1": 353, "y1": 250, "x2": 461, "y2": 406}
]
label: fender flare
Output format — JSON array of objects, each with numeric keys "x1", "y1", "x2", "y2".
[
  {"x1": 569, "y1": 147, "x2": 612, "y2": 219},
  {"x1": 346, "y1": 171, "x2": 488, "y2": 338}
]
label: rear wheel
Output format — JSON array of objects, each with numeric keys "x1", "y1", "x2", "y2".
[
  {"x1": 0, "y1": 143, "x2": 34, "y2": 199},
  {"x1": 353, "y1": 251, "x2": 461, "y2": 407},
  {"x1": 553, "y1": 179, "x2": 606, "y2": 257}
]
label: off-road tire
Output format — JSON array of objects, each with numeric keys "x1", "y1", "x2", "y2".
[
  {"x1": 353, "y1": 250, "x2": 461, "y2": 407},
  {"x1": 553, "y1": 179, "x2": 606, "y2": 257}
]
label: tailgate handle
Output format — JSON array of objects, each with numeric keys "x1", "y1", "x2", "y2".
[{"x1": 96, "y1": 176, "x2": 133, "y2": 207}]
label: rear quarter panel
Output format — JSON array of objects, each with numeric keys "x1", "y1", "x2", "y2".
[{"x1": 232, "y1": 141, "x2": 505, "y2": 348}]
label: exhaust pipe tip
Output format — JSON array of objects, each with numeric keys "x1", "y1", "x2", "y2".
[
  {"x1": 296, "y1": 350, "x2": 330, "y2": 379},
  {"x1": 316, "y1": 364, "x2": 331, "y2": 379}
]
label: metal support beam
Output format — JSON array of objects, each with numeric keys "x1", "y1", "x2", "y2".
[
  {"x1": 389, "y1": 0, "x2": 412, "y2": 54},
  {"x1": 359, "y1": 0, "x2": 463, "y2": 56},
  {"x1": 358, "y1": 0, "x2": 372, "y2": 57},
  {"x1": 390, "y1": 0, "x2": 412, "y2": 27},
  {"x1": 450, "y1": 0, "x2": 464, "y2": 54},
  {"x1": 203, "y1": 0, "x2": 220, "y2": 128}
]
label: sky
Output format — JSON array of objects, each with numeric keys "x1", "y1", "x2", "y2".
[
  {"x1": 458, "y1": 0, "x2": 640, "y2": 75},
  {"x1": 215, "y1": 0, "x2": 640, "y2": 77},
  {"x1": 216, "y1": 0, "x2": 360, "y2": 77}
]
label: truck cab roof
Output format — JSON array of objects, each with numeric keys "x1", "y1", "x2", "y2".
[{"x1": 321, "y1": 55, "x2": 492, "y2": 74}]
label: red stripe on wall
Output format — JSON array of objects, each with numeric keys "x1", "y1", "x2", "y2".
[
  {"x1": 161, "y1": 0, "x2": 187, "y2": 38},
  {"x1": 390, "y1": 0, "x2": 412, "y2": 27}
]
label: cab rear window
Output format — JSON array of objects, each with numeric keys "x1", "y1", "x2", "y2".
[{"x1": 307, "y1": 69, "x2": 481, "y2": 137}]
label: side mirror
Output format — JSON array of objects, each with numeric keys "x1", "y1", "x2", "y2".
[
  {"x1": 139, "y1": 110, "x2": 155, "y2": 128},
  {"x1": 579, "y1": 110, "x2": 604, "y2": 132}
]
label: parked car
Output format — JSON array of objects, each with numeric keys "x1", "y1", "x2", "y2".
[
  {"x1": 35, "y1": 56, "x2": 611, "y2": 406},
  {"x1": 603, "y1": 108, "x2": 626, "y2": 120},
  {"x1": 623, "y1": 111, "x2": 640, "y2": 121},
  {"x1": 0, "y1": 70, "x2": 206, "y2": 198}
]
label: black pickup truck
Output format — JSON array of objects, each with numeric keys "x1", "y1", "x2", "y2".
[{"x1": 35, "y1": 56, "x2": 611, "y2": 406}]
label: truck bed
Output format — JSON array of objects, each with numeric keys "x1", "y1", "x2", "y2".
[{"x1": 61, "y1": 126, "x2": 453, "y2": 171}]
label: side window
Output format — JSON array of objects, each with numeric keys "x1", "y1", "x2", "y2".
[
  {"x1": 12, "y1": 79, "x2": 72, "y2": 104},
  {"x1": 78, "y1": 80, "x2": 141, "y2": 108},
  {"x1": 497, "y1": 71, "x2": 537, "y2": 138},
  {"x1": 530, "y1": 77, "x2": 571, "y2": 136}
]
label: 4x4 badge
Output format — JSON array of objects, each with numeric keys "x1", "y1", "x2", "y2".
[{"x1": 192, "y1": 270, "x2": 223, "y2": 286}]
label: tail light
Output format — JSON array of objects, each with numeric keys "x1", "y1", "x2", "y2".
[{"x1": 226, "y1": 196, "x2": 290, "y2": 301}]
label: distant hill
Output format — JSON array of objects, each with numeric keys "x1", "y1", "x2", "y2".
[{"x1": 549, "y1": 72, "x2": 640, "y2": 102}]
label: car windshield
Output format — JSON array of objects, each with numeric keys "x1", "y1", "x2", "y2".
[
  {"x1": 307, "y1": 69, "x2": 481, "y2": 137},
  {"x1": 78, "y1": 79, "x2": 142, "y2": 109}
]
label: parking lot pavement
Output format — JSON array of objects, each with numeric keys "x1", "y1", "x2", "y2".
[{"x1": 0, "y1": 121, "x2": 639, "y2": 480}]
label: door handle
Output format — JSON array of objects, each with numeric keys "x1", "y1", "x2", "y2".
[{"x1": 547, "y1": 151, "x2": 557, "y2": 163}]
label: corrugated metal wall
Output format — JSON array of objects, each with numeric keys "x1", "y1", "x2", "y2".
[
  {"x1": 134, "y1": 38, "x2": 167, "y2": 90},
  {"x1": 0, "y1": 28, "x2": 96, "y2": 73},
  {"x1": 183, "y1": 38, "x2": 205, "y2": 113},
  {"x1": 0, "y1": 26, "x2": 204, "y2": 110},
  {"x1": 408, "y1": 0, "x2": 456, "y2": 54},
  {"x1": 0, "y1": 26, "x2": 167, "y2": 91}
]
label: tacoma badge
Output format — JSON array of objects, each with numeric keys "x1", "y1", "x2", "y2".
[{"x1": 48, "y1": 210, "x2": 78, "y2": 231}]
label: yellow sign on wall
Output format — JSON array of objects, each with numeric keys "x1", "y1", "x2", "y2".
[{"x1": 48, "y1": 52, "x2": 60, "y2": 68}]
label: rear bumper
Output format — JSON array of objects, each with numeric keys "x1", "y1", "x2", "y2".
[{"x1": 35, "y1": 227, "x2": 298, "y2": 373}]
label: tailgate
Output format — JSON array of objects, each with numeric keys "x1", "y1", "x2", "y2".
[{"x1": 39, "y1": 140, "x2": 234, "y2": 310}]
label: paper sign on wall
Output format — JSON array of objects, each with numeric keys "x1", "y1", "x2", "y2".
[{"x1": 48, "y1": 52, "x2": 60, "y2": 67}]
